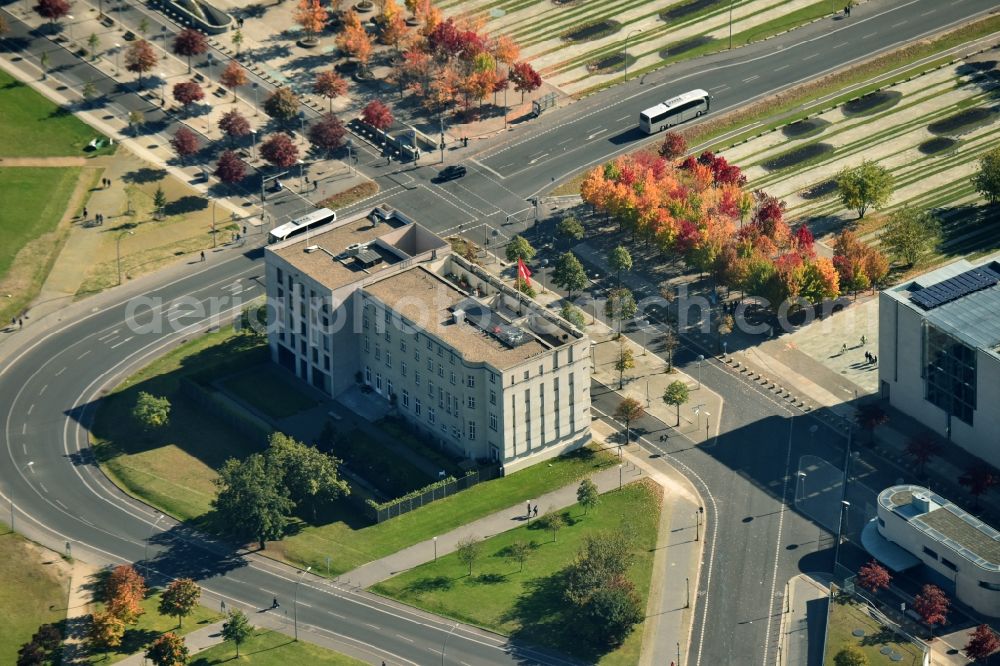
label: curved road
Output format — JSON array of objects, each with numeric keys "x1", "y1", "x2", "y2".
[{"x1": 1, "y1": 0, "x2": 996, "y2": 663}]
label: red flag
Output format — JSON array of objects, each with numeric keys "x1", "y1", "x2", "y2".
[{"x1": 517, "y1": 257, "x2": 532, "y2": 286}]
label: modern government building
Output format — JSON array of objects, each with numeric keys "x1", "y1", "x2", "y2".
[
  {"x1": 263, "y1": 206, "x2": 593, "y2": 473},
  {"x1": 878, "y1": 253, "x2": 1000, "y2": 468}
]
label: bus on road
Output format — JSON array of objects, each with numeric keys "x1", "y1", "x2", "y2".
[
  {"x1": 639, "y1": 89, "x2": 711, "y2": 134},
  {"x1": 268, "y1": 207, "x2": 337, "y2": 244}
]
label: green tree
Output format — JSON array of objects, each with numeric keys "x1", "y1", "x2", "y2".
[
  {"x1": 613, "y1": 396, "x2": 644, "y2": 446},
  {"x1": 221, "y1": 608, "x2": 253, "y2": 658},
  {"x1": 39, "y1": 52, "x2": 49, "y2": 79},
  {"x1": 456, "y1": 535, "x2": 481, "y2": 575},
  {"x1": 551, "y1": 251, "x2": 588, "y2": 299},
  {"x1": 231, "y1": 29, "x2": 244, "y2": 56},
  {"x1": 605, "y1": 287, "x2": 637, "y2": 336},
  {"x1": 239, "y1": 302, "x2": 269, "y2": 338},
  {"x1": 506, "y1": 540, "x2": 531, "y2": 572},
  {"x1": 82, "y1": 80, "x2": 98, "y2": 104},
  {"x1": 837, "y1": 160, "x2": 893, "y2": 218},
  {"x1": 608, "y1": 245, "x2": 632, "y2": 287},
  {"x1": 560, "y1": 303, "x2": 586, "y2": 331},
  {"x1": 613, "y1": 343, "x2": 634, "y2": 389},
  {"x1": 213, "y1": 453, "x2": 294, "y2": 550},
  {"x1": 152, "y1": 185, "x2": 167, "y2": 220},
  {"x1": 880, "y1": 206, "x2": 941, "y2": 267},
  {"x1": 133, "y1": 392, "x2": 170, "y2": 429},
  {"x1": 662, "y1": 380, "x2": 690, "y2": 426},
  {"x1": 972, "y1": 146, "x2": 1000, "y2": 205},
  {"x1": 577, "y1": 478, "x2": 600, "y2": 515},
  {"x1": 263, "y1": 86, "x2": 301, "y2": 124},
  {"x1": 267, "y1": 432, "x2": 350, "y2": 520},
  {"x1": 834, "y1": 647, "x2": 868, "y2": 666},
  {"x1": 586, "y1": 578, "x2": 644, "y2": 647},
  {"x1": 557, "y1": 216, "x2": 584, "y2": 242},
  {"x1": 538, "y1": 510, "x2": 566, "y2": 542},
  {"x1": 564, "y1": 532, "x2": 634, "y2": 606},
  {"x1": 661, "y1": 327, "x2": 678, "y2": 372},
  {"x1": 505, "y1": 234, "x2": 535, "y2": 263},
  {"x1": 145, "y1": 631, "x2": 188, "y2": 666},
  {"x1": 87, "y1": 32, "x2": 99, "y2": 60},
  {"x1": 138, "y1": 17, "x2": 150, "y2": 37},
  {"x1": 158, "y1": 578, "x2": 201, "y2": 628}
]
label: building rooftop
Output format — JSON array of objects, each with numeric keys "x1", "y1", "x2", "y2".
[
  {"x1": 879, "y1": 485, "x2": 1000, "y2": 572},
  {"x1": 268, "y1": 207, "x2": 448, "y2": 292},
  {"x1": 363, "y1": 266, "x2": 548, "y2": 369},
  {"x1": 883, "y1": 253, "x2": 1000, "y2": 360}
]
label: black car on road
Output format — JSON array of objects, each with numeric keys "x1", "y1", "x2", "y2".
[{"x1": 434, "y1": 164, "x2": 467, "y2": 182}]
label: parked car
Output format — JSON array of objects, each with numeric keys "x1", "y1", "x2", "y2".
[{"x1": 434, "y1": 164, "x2": 467, "y2": 182}]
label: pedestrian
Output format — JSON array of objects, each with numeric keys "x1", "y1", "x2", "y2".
[
  {"x1": 526, "y1": 500, "x2": 531, "y2": 518},
  {"x1": 841, "y1": 342, "x2": 847, "y2": 355},
  {"x1": 860, "y1": 334, "x2": 867, "y2": 346},
  {"x1": 221, "y1": 600, "x2": 226, "y2": 611},
  {"x1": 271, "y1": 597, "x2": 279, "y2": 609},
  {"x1": 200, "y1": 250, "x2": 205, "y2": 262},
  {"x1": 873, "y1": 354, "x2": 877, "y2": 364},
  {"x1": 18, "y1": 318, "x2": 22, "y2": 329},
  {"x1": 83, "y1": 206, "x2": 88, "y2": 218},
  {"x1": 242, "y1": 225, "x2": 247, "y2": 236},
  {"x1": 304, "y1": 175, "x2": 310, "y2": 184},
  {"x1": 533, "y1": 505, "x2": 538, "y2": 518}
]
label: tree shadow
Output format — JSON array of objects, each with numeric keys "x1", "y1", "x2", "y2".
[
  {"x1": 123, "y1": 167, "x2": 168, "y2": 184},
  {"x1": 402, "y1": 576, "x2": 454, "y2": 595},
  {"x1": 471, "y1": 572, "x2": 507, "y2": 585},
  {"x1": 163, "y1": 195, "x2": 209, "y2": 216}
]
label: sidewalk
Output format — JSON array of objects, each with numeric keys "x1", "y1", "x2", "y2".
[{"x1": 779, "y1": 574, "x2": 830, "y2": 666}]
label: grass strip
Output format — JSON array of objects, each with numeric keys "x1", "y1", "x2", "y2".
[{"x1": 190, "y1": 629, "x2": 366, "y2": 665}]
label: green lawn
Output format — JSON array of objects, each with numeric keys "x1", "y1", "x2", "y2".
[
  {"x1": 86, "y1": 589, "x2": 222, "y2": 664},
  {"x1": 0, "y1": 528, "x2": 70, "y2": 665},
  {"x1": 0, "y1": 166, "x2": 82, "y2": 323},
  {"x1": 0, "y1": 70, "x2": 109, "y2": 157},
  {"x1": 220, "y1": 364, "x2": 317, "y2": 420},
  {"x1": 825, "y1": 596, "x2": 923, "y2": 666},
  {"x1": 191, "y1": 629, "x2": 366, "y2": 665},
  {"x1": 371, "y1": 481, "x2": 662, "y2": 664}
]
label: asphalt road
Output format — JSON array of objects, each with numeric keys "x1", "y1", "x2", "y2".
[{"x1": 1, "y1": 0, "x2": 997, "y2": 663}]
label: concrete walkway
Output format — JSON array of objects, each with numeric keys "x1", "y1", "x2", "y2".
[{"x1": 779, "y1": 574, "x2": 830, "y2": 666}]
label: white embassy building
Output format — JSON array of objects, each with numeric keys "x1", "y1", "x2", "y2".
[
  {"x1": 878, "y1": 253, "x2": 1000, "y2": 468},
  {"x1": 866, "y1": 485, "x2": 1000, "y2": 617},
  {"x1": 264, "y1": 206, "x2": 593, "y2": 473}
]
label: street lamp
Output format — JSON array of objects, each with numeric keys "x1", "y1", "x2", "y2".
[
  {"x1": 345, "y1": 139, "x2": 355, "y2": 175},
  {"x1": 639, "y1": 319, "x2": 649, "y2": 355},
  {"x1": 211, "y1": 199, "x2": 218, "y2": 248},
  {"x1": 144, "y1": 513, "x2": 164, "y2": 579},
  {"x1": 294, "y1": 566, "x2": 311, "y2": 641},
  {"x1": 297, "y1": 160, "x2": 305, "y2": 193},
  {"x1": 441, "y1": 622, "x2": 458, "y2": 666},
  {"x1": 433, "y1": 536, "x2": 438, "y2": 561},
  {"x1": 114, "y1": 42, "x2": 122, "y2": 74},
  {"x1": 66, "y1": 15, "x2": 74, "y2": 41},
  {"x1": 696, "y1": 354, "x2": 704, "y2": 389},
  {"x1": 796, "y1": 471, "x2": 806, "y2": 504},
  {"x1": 252, "y1": 82, "x2": 259, "y2": 116},
  {"x1": 695, "y1": 505, "x2": 703, "y2": 541},
  {"x1": 10, "y1": 461, "x2": 34, "y2": 533},
  {"x1": 250, "y1": 130, "x2": 257, "y2": 161},
  {"x1": 623, "y1": 29, "x2": 642, "y2": 83},
  {"x1": 206, "y1": 51, "x2": 214, "y2": 79},
  {"x1": 298, "y1": 110, "x2": 306, "y2": 144},
  {"x1": 618, "y1": 463, "x2": 623, "y2": 490},
  {"x1": 116, "y1": 230, "x2": 134, "y2": 285},
  {"x1": 159, "y1": 72, "x2": 167, "y2": 105}
]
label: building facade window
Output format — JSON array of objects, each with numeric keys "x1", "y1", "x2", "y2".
[
  {"x1": 941, "y1": 558, "x2": 958, "y2": 572},
  {"x1": 450, "y1": 371, "x2": 456, "y2": 385},
  {"x1": 375, "y1": 344, "x2": 381, "y2": 361},
  {"x1": 923, "y1": 323, "x2": 977, "y2": 425},
  {"x1": 428, "y1": 381, "x2": 434, "y2": 397},
  {"x1": 364, "y1": 336, "x2": 369, "y2": 352},
  {"x1": 385, "y1": 351, "x2": 392, "y2": 368},
  {"x1": 415, "y1": 399, "x2": 422, "y2": 415},
  {"x1": 402, "y1": 389, "x2": 410, "y2": 408},
  {"x1": 467, "y1": 375, "x2": 475, "y2": 388},
  {"x1": 375, "y1": 373, "x2": 382, "y2": 392},
  {"x1": 400, "y1": 340, "x2": 407, "y2": 353},
  {"x1": 365, "y1": 366, "x2": 372, "y2": 384},
  {"x1": 468, "y1": 421, "x2": 476, "y2": 440},
  {"x1": 415, "y1": 371, "x2": 421, "y2": 386},
  {"x1": 387, "y1": 379, "x2": 394, "y2": 396},
  {"x1": 490, "y1": 390, "x2": 496, "y2": 406},
  {"x1": 438, "y1": 364, "x2": 444, "y2": 378},
  {"x1": 490, "y1": 371, "x2": 497, "y2": 384},
  {"x1": 490, "y1": 413, "x2": 498, "y2": 431},
  {"x1": 428, "y1": 407, "x2": 436, "y2": 424},
  {"x1": 922, "y1": 546, "x2": 939, "y2": 560},
  {"x1": 467, "y1": 395, "x2": 476, "y2": 409}
]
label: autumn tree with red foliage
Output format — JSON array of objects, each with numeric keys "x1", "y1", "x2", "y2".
[
  {"x1": 260, "y1": 132, "x2": 299, "y2": 168},
  {"x1": 966, "y1": 624, "x2": 1000, "y2": 663},
  {"x1": 833, "y1": 229, "x2": 889, "y2": 296},
  {"x1": 913, "y1": 584, "x2": 950, "y2": 628},
  {"x1": 312, "y1": 70, "x2": 348, "y2": 112},
  {"x1": 106, "y1": 565, "x2": 147, "y2": 625},
  {"x1": 307, "y1": 113, "x2": 346, "y2": 154},
  {"x1": 509, "y1": 61, "x2": 541, "y2": 102},
  {"x1": 173, "y1": 28, "x2": 208, "y2": 74},
  {"x1": 170, "y1": 127, "x2": 200, "y2": 162},
  {"x1": 218, "y1": 108, "x2": 251, "y2": 143},
  {"x1": 34, "y1": 0, "x2": 70, "y2": 26},
  {"x1": 172, "y1": 80, "x2": 204, "y2": 113},
  {"x1": 294, "y1": 0, "x2": 327, "y2": 42},
  {"x1": 220, "y1": 60, "x2": 248, "y2": 101},
  {"x1": 906, "y1": 432, "x2": 940, "y2": 477},
  {"x1": 658, "y1": 132, "x2": 687, "y2": 161},
  {"x1": 124, "y1": 40, "x2": 158, "y2": 87},
  {"x1": 793, "y1": 224, "x2": 815, "y2": 256},
  {"x1": 215, "y1": 150, "x2": 246, "y2": 184},
  {"x1": 376, "y1": 0, "x2": 407, "y2": 48},
  {"x1": 857, "y1": 560, "x2": 891, "y2": 594},
  {"x1": 361, "y1": 99, "x2": 393, "y2": 130},
  {"x1": 337, "y1": 10, "x2": 373, "y2": 68}
]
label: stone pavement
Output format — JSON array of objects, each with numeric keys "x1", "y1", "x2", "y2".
[{"x1": 779, "y1": 574, "x2": 830, "y2": 666}]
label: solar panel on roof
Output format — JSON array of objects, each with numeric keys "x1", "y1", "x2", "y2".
[{"x1": 909, "y1": 266, "x2": 1000, "y2": 310}]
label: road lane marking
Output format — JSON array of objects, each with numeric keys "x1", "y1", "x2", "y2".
[
  {"x1": 528, "y1": 153, "x2": 549, "y2": 164},
  {"x1": 586, "y1": 128, "x2": 606, "y2": 140},
  {"x1": 395, "y1": 634, "x2": 414, "y2": 642},
  {"x1": 38, "y1": 385, "x2": 47, "y2": 396},
  {"x1": 920, "y1": 8, "x2": 935, "y2": 14},
  {"x1": 615, "y1": 115, "x2": 630, "y2": 121},
  {"x1": 55, "y1": 367, "x2": 65, "y2": 376},
  {"x1": 27, "y1": 404, "x2": 34, "y2": 416},
  {"x1": 802, "y1": 53, "x2": 818, "y2": 60},
  {"x1": 366, "y1": 623, "x2": 380, "y2": 630},
  {"x1": 39, "y1": 483, "x2": 48, "y2": 494},
  {"x1": 55, "y1": 499, "x2": 68, "y2": 509},
  {"x1": 109, "y1": 336, "x2": 134, "y2": 349},
  {"x1": 77, "y1": 350, "x2": 90, "y2": 360},
  {"x1": 297, "y1": 601, "x2": 313, "y2": 608},
  {"x1": 742, "y1": 75, "x2": 759, "y2": 83},
  {"x1": 22, "y1": 443, "x2": 27, "y2": 454},
  {"x1": 21, "y1": 424, "x2": 26, "y2": 435},
  {"x1": 833, "y1": 42, "x2": 848, "y2": 49},
  {"x1": 709, "y1": 84, "x2": 728, "y2": 92},
  {"x1": 97, "y1": 330, "x2": 119, "y2": 341},
  {"x1": 328, "y1": 611, "x2": 346, "y2": 619},
  {"x1": 557, "y1": 137, "x2": 573, "y2": 145},
  {"x1": 862, "y1": 32, "x2": 876, "y2": 39},
  {"x1": 891, "y1": 20, "x2": 907, "y2": 27},
  {"x1": 775, "y1": 64, "x2": 790, "y2": 72}
]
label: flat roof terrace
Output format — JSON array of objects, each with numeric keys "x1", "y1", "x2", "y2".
[{"x1": 363, "y1": 266, "x2": 547, "y2": 369}]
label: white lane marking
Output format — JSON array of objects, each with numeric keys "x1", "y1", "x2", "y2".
[
  {"x1": 742, "y1": 75, "x2": 759, "y2": 83},
  {"x1": 802, "y1": 53, "x2": 818, "y2": 60},
  {"x1": 328, "y1": 611, "x2": 346, "y2": 619},
  {"x1": 862, "y1": 32, "x2": 876, "y2": 39},
  {"x1": 891, "y1": 20, "x2": 907, "y2": 27},
  {"x1": 775, "y1": 64, "x2": 790, "y2": 72},
  {"x1": 38, "y1": 385, "x2": 47, "y2": 396},
  {"x1": 366, "y1": 623, "x2": 380, "y2": 630},
  {"x1": 615, "y1": 114, "x2": 630, "y2": 121},
  {"x1": 297, "y1": 601, "x2": 313, "y2": 608},
  {"x1": 21, "y1": 424, "x2": 25, "y2": 435},
  {"x1": 27, "y1": 404, "x2": 34, "y2": 416},
  {"x1": 557, "y1": 137, "x2": 573, "y2": 145},
  {"x1": 760, "y1": 419, "x2": 796, "y2": 666},
  {"x1": 55, "y1": 499, "x2": 68, "y2": 509},
  {"x1": 55, "y1": 367, "x2": 65, "y2": 377},
  {"x1": 97, "y1": 330, "x2": 119, "y2": 341},
  {"x1": 528, "y1": 153, "x2": 549, "y2": 164},
  {"x1": 920, "y1": 8, "x2": 935, "y2": 14},
  {"x1": 39, "y1": 483, "x2": 48, "y2": 493},
  {"x1": 109, "y1": 336, "x2": 134, "y2": 349},
  {"x1": 22, "y1": 443, "x2": 27, "y2": 455},
  {"x1": 586, "y1": 128, "x2": 606, "y2": 140},
  {"x1": 395, "y1": 634, "x2": 414, "y2": 642},
  {"x1": 833, "y1": 42, "x2": 848, "y2": 49},
  {"x1": 77, "y1": 350, "x2": 90, "y2": 360},
  {"x1": 709, "y1": 84, "x2": 728, "y2": 92}
]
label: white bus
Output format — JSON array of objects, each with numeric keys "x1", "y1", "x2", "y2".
[
  {"x1": 639, "y1": 89, "x2": 711, "y2": 134},
  {"x1": 268, "y1": 207, "x2": 337, "y2": 244}
]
